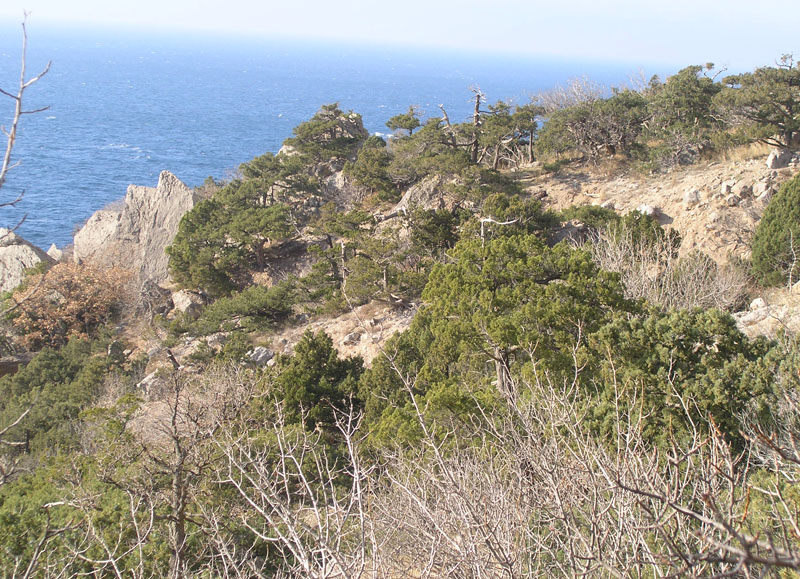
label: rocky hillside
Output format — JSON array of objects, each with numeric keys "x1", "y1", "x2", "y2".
[{"x1": 524, "y1": 148, "x2": 800, "y2": 263}]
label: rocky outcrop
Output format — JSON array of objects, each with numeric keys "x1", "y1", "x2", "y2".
[
  {"x1": 766, "y1": 148, "x2": 793, "y2": 169},
  {"x1": 73, "y1": 171, "x2": 199, "y2": 285},
  {"x1": 0, "y1": 228, "x2": 54, "y2": 294}
]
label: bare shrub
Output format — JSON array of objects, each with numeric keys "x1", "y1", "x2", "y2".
[
  {"x1": 6, "y1": 262, "x2": 132, "y2": 350},
  {"x1": 588, "y1": 223, "x2": 750, "y2": 311}
]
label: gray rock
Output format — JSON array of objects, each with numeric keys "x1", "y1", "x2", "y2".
[
  {"x1": 683, "y1": 188, "x2": 701, "y2": 208},
  {"x1": 394, "y1": 175, "x2": 446, "y2": 213},
  {"x1": 636, "y1": 204, "x2": 657, "y2": 217},
  {"x1": 248, "y1": 346, "x2": 274, "y2": 366},
  {"x1": 46, "y1": 243, "x2": 63, "y2": 261},
  {"x1": 342, "y1": 330, "x2": 365, "y2": 345},
  {"x1": 731, "y1": 181, "x2": 753, "y2": 198},
  {"x1": 0, "y1": 228, "x2": 54, "y2": 294},
  {"x1": 725, "y1": 194, "x2": 741, "y2": 207},
  {"x1": 599, "y1": 199, "x2": 616, "y2": 210},
  {"x1": 73, "y1": 171, "x2": 199, "y2": 284},
  {"x1": 766, "y1": 148, "x2": 793, "y2": 169},
  {"x1": 206, "y1": 333, "x2": 229, "y2": 351},
  {"x1": 720, "y1": 181, "x2": 735, "y2": 196},
  {"x1": 171, "y1": 290, "x2": 204, "y2": 320},
  {"x1": 752, "y1": 182, "x2": 771, "y2": 197}
]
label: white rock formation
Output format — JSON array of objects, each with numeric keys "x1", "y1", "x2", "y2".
[
  {"x1": 73, "y1": 171, "x2": 199, "y2": 284},
  {"x1": 0, "y1": 228, "x2": 54, "y2": 294}
]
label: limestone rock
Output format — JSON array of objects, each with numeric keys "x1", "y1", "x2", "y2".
[
  {"x1": 394, "y1": 175, "x2": 448, "y2": 213},
  {"x1": 322, "y1": 171, "x2": 366, "y2": 209},
  {"x1": 766, "y1": 148, "x2": 793, "y2": 169},
  {"x1": 720, "y1": 181, "x2": 735, "y2": 196},
  {"x1": 683, "y1": 188, "x2": 701, "y2": 208},
  {"x1": 636, "y1": 204, "x2": 657, "y2": 217},
  {"x1": 73, "y1": 171, "x2": 199, "y2": 284},
  {"x1": 46, "y1": 243, "x2": 63, "y2": 261},
  {"x1": 171, "y1": 290, "x2": 205, "y2": 320},
  {"x1": 731, "y1": 181, "x2": 752, "y2": 198},
  {"x1": 0, "y1": 228, "x2": 54, "y2": 294},
  {"x1": 247, "y1": 346, "x2": 274, "y2": 366},
  {"x1": 342, "y1": 329, "x2": 365, "y2": 345}
]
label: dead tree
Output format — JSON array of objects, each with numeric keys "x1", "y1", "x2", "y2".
[{"x1": 0, "y1": 14, "x2": 51, "y2": 232}]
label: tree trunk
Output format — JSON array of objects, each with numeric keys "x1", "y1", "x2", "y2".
[{"x1": 471, "y1": 91, "x2": 482, "y2": 164}]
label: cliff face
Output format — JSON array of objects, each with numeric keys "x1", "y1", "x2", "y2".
[{"x1": 73, "y1": 171, "x2": 199, "y2": 285}]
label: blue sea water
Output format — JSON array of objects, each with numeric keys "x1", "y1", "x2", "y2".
[{"x1": 0, "y1": 24, "x2": 657, "y2": 249}]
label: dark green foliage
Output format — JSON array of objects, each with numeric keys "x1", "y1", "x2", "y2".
[
  {"x1": 168, "y1": 182, "x2": 293, "y2": 295},
  {"x1": 408, "y1": 207, "x2": 466, "y2": 259},
  {"x1": 283, "y1": 103, "x2": 369, "y2": 162},
  {"x1": 476, "y1": 192, "x2": 558, "y2": 239},
  {"x1": 537, "y1": 90, "x2": 647, "y2": 160},
  {"x1": 752, "y1": 173, "x2": 800, "y2": 286},
  {"x1": 359, "y1": 234, "x2": 634, "y2": 446},
  {"x1": 187, "y1": 281, "x2": 295, "y2": 336},
  {"x1": 646, "y1": 64, "x2": 723, "y2": 166},
  {"x1": 715, "y1": 56, "x2": 800, "y2": 148},
  {"x1": 273, "y1": 331, "x2": 363, "y2": 431},
  {"x1": 558, "y1": 205, "x2": 620, "y2": 231},
  {"x1": 0, "y1": 339, "x2": 111, "y2": 456},
  {"x1": 588, "y1": 308, "x2": 772, "y2": 448},
  {"x1": 386, "y1": 106, "x2": 421, "y2": 136},
  {"x1": 387, "y1": 118, "x2": 473, "y2": 187},
  {"x1": 343, "y1": 135, "x2": 397, "y2": 200}
]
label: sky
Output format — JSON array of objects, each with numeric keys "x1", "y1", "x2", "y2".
[{"x1": 0, "y1": 0, "x2": 798, "y2": 70}]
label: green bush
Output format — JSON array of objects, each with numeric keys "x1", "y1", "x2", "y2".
[
  {"x1": 188, "y1": 281, "x2": 295, "y2": 336},
  {"x1": 752, "y1": 173, "x2": 800, "y2": 286}
]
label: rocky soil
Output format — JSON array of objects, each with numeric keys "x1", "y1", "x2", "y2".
[{"x1": 522, "y1": 149, "x2": 800, "y2": 263}]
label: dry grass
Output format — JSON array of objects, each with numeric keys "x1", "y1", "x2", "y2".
[{"x1": 709, "y1": 141, "x2": 773, "y2": 164}]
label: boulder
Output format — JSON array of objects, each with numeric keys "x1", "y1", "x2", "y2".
[
  {"x1": 731, "y1": 181, "x2": 752, "y2": 198},
  {"x1": 394, "y1": 175, "x2": 447, "y2": 214},
  {"x1": 46, "y1": 243, "x2": 63, "y2": 261},
  {"x1": 171, "y1": 290, "x2": 205, "y2": 320},
  {"x1": 0, "y1": 228, "x2": 55, "y2": 294},
  {"x1": 766, "y1": 148, "x2": 793, "y2": 169},
  {"x1": 73, "y1": 171, "x2": 199, "y2": 284},
  {"x1": 636, "y1": 204, "x2": 657, "y2": 217},
  {"x1": 683, "y1": 188, "x2": 701, "y2": 208},
  {"x1": 720, "y1": 180, "x2": 735, "y2": 196},
  {"x1": 247, "y1": 346, "x2": 274, "y2": 366}
]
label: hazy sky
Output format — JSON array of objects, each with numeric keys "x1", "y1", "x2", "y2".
[{"x1": 0, "y1": 0, "x2": 798, "y2": 69}]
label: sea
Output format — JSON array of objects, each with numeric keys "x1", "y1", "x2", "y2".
[{"x1": 0, "y1": 24, "x2": 663, "y2": 249}]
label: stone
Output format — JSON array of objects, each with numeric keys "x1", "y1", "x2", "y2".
[
  {"x1": 46, "y1": 243, "x2": 63, "y2": 261},
  {"x1": 731, "y1": 181, "x2": 752, "y2": 198},
  {"x1": 73, "y1": 171, "x2": 200, "y2": 284},
  {"x1": 683, "y1": 188, "x2": 701, "y2": 208},
  {"x1": 725, "y1": 194, "x2": 741, "y2": 207},
  {"x1": 636, "y1": 204, "x2": 657, "y2": 217},
  {"x1": 599, "y1": 199, "x2": 616, "y2": 210},
  {"x1": 752, "y1": 182, "x2": 770, "y2": 197},
  {"x1": 720, "y1": 181, "x2": 735, "y2": 196},
  {"x1": 0, "y1": 228, "x2": 55, "y2": 294},
  {"x1": 766, "y1": 148, "x2": 793, "y2": 169},
  {"x1": 171, "y1": 290, "x2": 205, "y2": 320},
  {"x1": 750, "y1": 297, "x2": 766, "y2": 310},
  {"x1": 247, "y1": 346, "x2": 274, "y2": 366},
  {"x1": 343, "y1": 329, "x2": 365, "y2": 345},
  {"x1": 206, "y1": 333, "x2": 229, "y2": 350},
  {"x1": 136, "y1": 371, "x2": 163, "y2": 396}
]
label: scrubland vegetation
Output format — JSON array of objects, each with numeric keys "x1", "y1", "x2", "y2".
[{"x1": 2, "y1": 51, "x2": 800, "y2": 577}]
